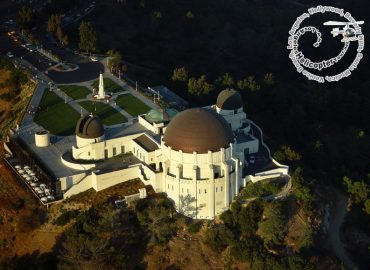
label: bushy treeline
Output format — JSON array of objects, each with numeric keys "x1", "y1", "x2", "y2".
[
  {"x1": 203, "y1": 198, "x2": 316, "y2": 270},
  {"x1": 0, "y1": 59, "x2": 28, "y2": 102},
  {"x1": 0, "y1": 193, "x2": 178, "y2": 270}
]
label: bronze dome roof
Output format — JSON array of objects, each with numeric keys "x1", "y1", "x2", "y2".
[
  {"x1": 216, "y1": 89, "x2": 243, "y2": 110},
  {"x1": 76, "y1": 114, "x2": 104, "y2": 139},
  {"x1": 163, "y1": 108, "x2": 234, "y2": 153}
]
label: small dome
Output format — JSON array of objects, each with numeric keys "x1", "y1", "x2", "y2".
[
  {"x1": 163, "y1": 108, "x2": 234, "y2": 153},
  {"x1": 216, "y1": 89, "x2": 243, "y2": 110},
  {"x1": 145, "y1": 108, "x2": 178, "y2": 124},
  {"x1": 76, "y1": 114, "x2": 104, "y2": 139}
]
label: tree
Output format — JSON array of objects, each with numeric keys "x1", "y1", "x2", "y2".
[
  {"x1": 263, "y1": 73, "x2": 275, "y2": 86},
  {"x1": 188, "y1": 75, "x2": 214, "y2": 95},
  {"x1": 257, "y1": 201, "x2": 286, "y2": 247},
  {"x1": 47, "y1": 14, "x2": 61, "y2": 34},
  {"x1": 17, "y1": 6, "x2": 33, "y2": 30},
  {"x1": 79, "y1": 21, "x2": 97, "y2": 54},
  {"x1": 238, "y1": 200, "x2": 264, "y2": 236},
  {"x1": 274, "y1": 145, "x2": 301, "y2": 162},
  {"x1": 237, "y1": 76, "x2": 260, "y2": 91},
  {"x1": 171, "y1": 67, "x2": 188, "y2": 82},
  {"x1": 58, "y1": 205, "x2": 144, "y2": 269},
  {"x1": 363, "y1": 199, "x2": 370, "y2": 215},
  {"x1": 135, "y1": 193, "x2": 177, "y2": 244},
  {"x1": 56, "y1": 25, "x2": 68, "y2": 46},
  {"x1": 203, "y1": 224, "x2": 234, "y2": 252},
  {"x1": 186, "y1": 10, "x2": 194, "y2": 19},
  {"x1": 292, "y1": 167, "x2": 312, "y2": 203},
  {"x1": 343, "y1": 176, "x2": 369, "y2": 204},
  {"x1": 107, "y1": 50, "x2": 122, "y2": 72},
  {"x1": 215, "y1": 73, "x2": 234, "y2": 88}
]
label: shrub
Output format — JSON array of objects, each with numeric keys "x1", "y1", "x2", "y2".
[
  {"x1": 187, "y1": 221, "x2": 202, "y2": 233},
  {"x1": 53, "y1": 210, "x2": 80, "y2": 226}
]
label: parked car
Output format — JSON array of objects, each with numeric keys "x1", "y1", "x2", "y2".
[
  {"x1": 249, "y1": 156, "x2": 255, "y2": 164},
  {"x1": 6, "y1": 52, "x2": 14, "y2": 58}
]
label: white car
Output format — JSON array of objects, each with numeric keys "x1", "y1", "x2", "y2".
[
  {"x1": 6, "y1": 52, "x2": 14, "y2": 58},
  {"x1": 249, "y1": 156, "x2": 255, "y2": 164}
]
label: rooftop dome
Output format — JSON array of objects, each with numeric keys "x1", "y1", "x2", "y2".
[
  {"x1": 163, "y1": 108, "x2": 234, "y2": 153},
  {"x1": 216, "y1": 89, "x2": 243, "y2": 110},
  {"x1": 145, "y1": 108, "x2": 178, "y2": 124},
  {"x1": 76, "y1": 114, "x2": 104, "y2": 139}
]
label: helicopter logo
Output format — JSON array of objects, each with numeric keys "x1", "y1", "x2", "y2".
[
  {"x1": 288, "y1": 5, "x2": 365, "y2": 83},
  {"x1": 323, "y1": 20, "x2": 364, "y2": 42}
]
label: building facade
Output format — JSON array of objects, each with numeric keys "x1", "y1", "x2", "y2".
[{"x1": 59, "y1": 89, "x2": 288, "y2": 219}]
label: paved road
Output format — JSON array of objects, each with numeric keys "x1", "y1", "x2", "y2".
[
  {"x1": 0, "y1": 31, "x2": 53, "y2": 72},
  {"x1": 328, "y1": 190, "x2": 356, "y2": 269}
]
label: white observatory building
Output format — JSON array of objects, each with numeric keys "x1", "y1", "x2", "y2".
[{"x1": 48, "y1": 89, "x2": 288, "y2": 219}]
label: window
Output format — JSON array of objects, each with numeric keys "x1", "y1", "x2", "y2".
[
  {"x1": 104, "y1": 149, "x2": 108, "y2": 158},
  {"x1": 187, "y1": 189, "x2": 189, "y2": 194},
  {"x1": 172, "y1": 185, "x2": 174, "y2": 191},
  {"x1": 221, "y1": 186, "x2": 223, "y2": 191},
  {"x1": 88, "y1": 152, "x2": 90, "y2": 156},
  {"x1": 199, "y1": 189, "x2": 201, "y2": 194},
  {"x1": 216, "y1": 187, "x2": 218, "y2": 192},
  {"x1": 182, "y1": 188, "x2": 183, "y2": 193},
  {"x1": 168, "y1": 184, "x2": 169, "y2": 189},
  {"x1": 204, "y1": 189, "x2": 207, "y2": 194},
  {"x1": 113, "y1": 147, "x2": 116, "y2": 156},
  {"x1": 121, "y1": 145, "x2": 125, "y2": 153}
]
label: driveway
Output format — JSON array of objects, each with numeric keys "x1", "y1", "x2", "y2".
[{"x1": 47, "y1": 61, "x2": 104, "y2": 84}]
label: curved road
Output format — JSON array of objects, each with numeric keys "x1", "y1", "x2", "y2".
[{"x1": 328, "y1": 190, "x2": 356, "y2": 269}]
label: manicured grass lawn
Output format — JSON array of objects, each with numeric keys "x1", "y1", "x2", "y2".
[
  {"x1": 34, "y1": 90, "x2": 80, "y2": 136},
  {"x1": 115, "y1": 94, "x2": 151, "y2": 117},
  {"x1": 58, "y1": 85, "x2": 91, "y2": 100},
  {"x1": 79, "y1": 101, "x2": 127, "y2": 125},
  {"x1": 91, "y1": 77, "x2": 123, "y2": 93}
]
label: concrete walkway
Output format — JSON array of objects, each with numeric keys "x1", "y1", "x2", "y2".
[
  {"x1": 52, "y1": 88, "x2": 88, "y2": 116},
  {"x1": 54, "y1": 75, "x2": 156, "y2": 124},
  {"x1": 21, "y1": 82, "x2": 48, "y2": 127},
  {"x1": 53, "y1": 83, "x2": 134, "y2": 124},
  {"x1": 100, "y1": 57, "x2": 160, "y2": 110}
]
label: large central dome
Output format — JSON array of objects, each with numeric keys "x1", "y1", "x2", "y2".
[{"x1": 163, "y1": 108, "x2": 234, "y2": 153}]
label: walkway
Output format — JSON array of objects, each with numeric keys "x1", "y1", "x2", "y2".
[
  {"x1": 52, "y1": 88, "x2": 89, "y2": 116},
  {"x1": 241, "y1": 175, "x2": 292, "y2": 205},
  {"x1": 21, "y1": 82, "x2": 48, "y2": 127},
  {"x1": 328, "y1": 190, "x2": 356, "y2": 269},
  {"x1": 100, "y1": 57, "x2": 160, "y2": 110},
  {"x1": 53, "y1": 82, "x2": 134, "y2": 123}
]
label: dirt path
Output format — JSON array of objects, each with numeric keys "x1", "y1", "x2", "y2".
[{"x1": 328, "y1": 190, "x2": 356, "y2": 269}]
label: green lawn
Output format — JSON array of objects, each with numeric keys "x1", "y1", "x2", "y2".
[
  {"x1": 58, "y1": 85, "x2": 91, "y2": 100},
  {"x1": 79, "y1": 101, "x2": 127, "y2": 125},
  {"x1": 91, "y1": 77, "x2": 123, "y2": 93},
  {"x1": 115, "y1": 94, "x2": 151, "y2": 117},
  {"x1": 34, "y1": 90, "x2": 80, "y2": 136}
]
